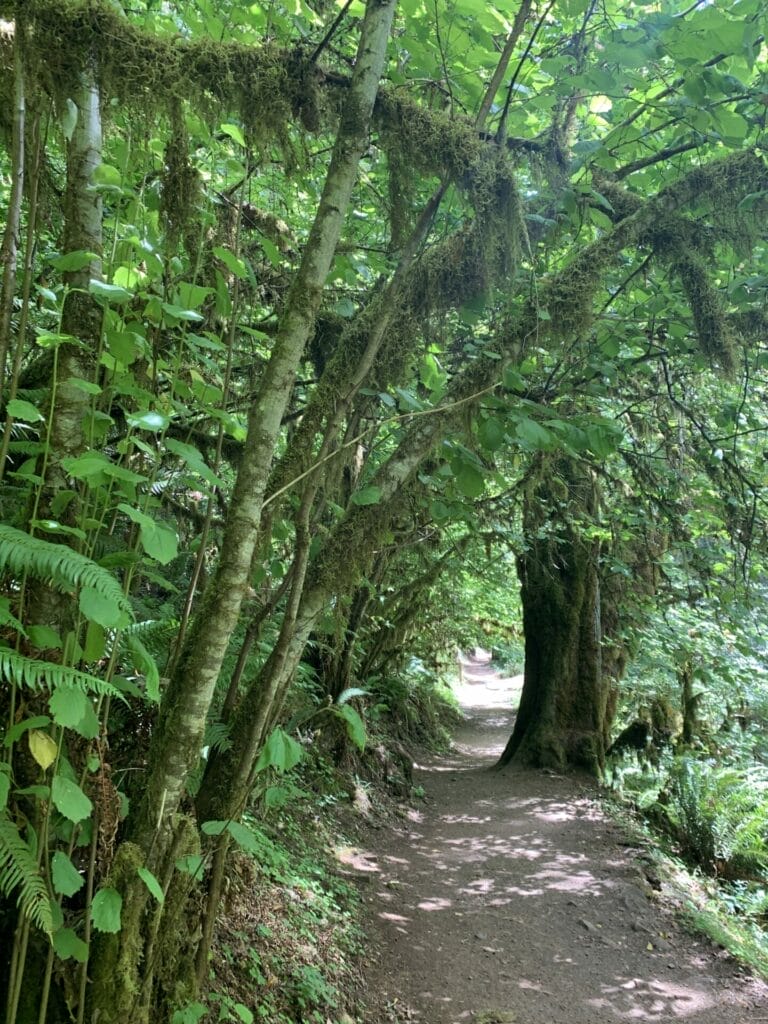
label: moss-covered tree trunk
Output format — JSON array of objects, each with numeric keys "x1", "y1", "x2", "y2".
[
  {"x1": 497, "y1": 458, "x2": 611, "y2": 776},
  {"x1": 134, "y1": 0, "x2": 398, "y2": 849}
]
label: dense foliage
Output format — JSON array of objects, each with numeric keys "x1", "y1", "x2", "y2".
[{"x1": 1, "y1": 0, "x2": 768, "y2": 1021}]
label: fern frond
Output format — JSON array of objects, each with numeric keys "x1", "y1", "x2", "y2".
[
  {"x1": 0, "y1": 650, "x2": 120, "y2": 696},
  {"x1": 0, "y1": 815, "x2": 53, "y2": 936},
  {"x1": 0, "y1": 525, "x2": 131, "y2": 616}
]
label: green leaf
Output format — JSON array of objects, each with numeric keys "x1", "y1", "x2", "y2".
[
  {"x1": 213, "y1": 246, "x2": 248, "y2": 279},
  {"x1": 49, "y1": 250, "x2": 98, "y2": 272},
  {"x1": 51, "y1": 776, "x2": 93, "y2": 823},
  {"x1": 171, "y1": 1003, "x2": 207, "y2": 1024},
  {"x1": 233, "y1": 1004, "x2": 254, "y2": 1024},
  {"x1": 453, "y1": 463, "x2": 485, "y2": 498},
  {"x1": 125, "y1": 410, "x2": 170, "y2": 432},
  {"x1": 478, "y1": 417, "x2": 505, "y2": 451},
  {"x1": 336, "y1": 704, "x2": 366, "y2": 751},
  {"x1": 175, "y1": 854, "x2": 205, "y2": 877},
  {"x1": 90, "y1": 887, "x2": 122, "y2": 933},
  {"x1": 7, "y1": 399, "x2": 44, "y2": 423},
  {"x1": 164, "y1": 438, "x2": 224, "y2": 488},
  {"x1": 118, "y1": 504, "x2": 178, "y2": 564},
  {"x1": 254, "y1": 728, "x2": 303, "y2": 774},
  {"x1": 350, "y1": 485, "x2": 382, "y2": 506},
  {"x1": 28, "y1": 731, "x2": 58, "y2": 771},
  {"x1": 79, "y1": 586, "x2": 125, "y2": 629},
  {"x1": 161, "y1": 302, "x2": 204, "y2": 323},
  {"x1": 3, "y1": 716, "x2": 52, "y2": 747},
  {"x1": 51, "y1": 851, "x2": 85, "y2": 897},
  {"x1": 0, "y1": 769, "x2": 9, "y2": 812},
  {"x1": 92, "y1": 163, "x2": 122, "y2": 188},
  {"x1": 49, "y1": 685, "x2": 99, "y2": 740},
  {"x1": 137, "y1": 867, "x2": 164, "y2": 903},
  {"x1": 220, "y1": 122, "x2": 247, "y2": 147},
  {"x1": 61, "y1": 451, "x2": 111, "y2": 480},
  {"x1": 89, "y1": 280, "x2": 133, "y2": 304},
  {"x1": 53, "y1": 927, "x2": 89, "y2": 962},
  {"x1": 515, "y1": 418, "x2": 553, "y2": 448}
]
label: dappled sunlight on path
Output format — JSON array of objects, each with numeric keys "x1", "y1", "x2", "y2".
[{"x1": 355, "y1": 656, "x2": 768, "y2": 1024}]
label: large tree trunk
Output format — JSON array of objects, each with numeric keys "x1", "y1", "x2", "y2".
[{"x1": 497, "y1": 458, "x2": 611, "y2": 776}]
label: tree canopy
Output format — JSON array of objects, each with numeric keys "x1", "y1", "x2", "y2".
[{"x1": 1, "y1": 1, "x2": 768, "y2": 1022}]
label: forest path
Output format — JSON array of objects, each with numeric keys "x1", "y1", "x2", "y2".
[{"x1": 349, "y1": 655, "x2": 768, "y2": 1024}]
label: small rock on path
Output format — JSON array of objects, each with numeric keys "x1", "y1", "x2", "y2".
[{"x1": 352, "y1": 658, "x2": 768, "y2": 1023}]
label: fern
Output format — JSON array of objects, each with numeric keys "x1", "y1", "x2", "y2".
[
  {"x1": 0, "y1": 524, "x2": 131, "y2": 616},
  {"x1": 0, "y1": 815, "x2": 53, "y2": 936},
  {"x1": 0, "y1": 650, "x2": 120, "y2": 696}
]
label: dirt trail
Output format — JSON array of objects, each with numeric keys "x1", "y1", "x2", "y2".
[{"x1": 349, "y1": 656, "x2": 768, "y2": 1023}]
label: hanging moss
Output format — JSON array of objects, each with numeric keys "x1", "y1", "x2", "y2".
[
  {"x1": 375, "y1": 87, "x2": 484, "y2": 183},
  {"x1": 160, "y1": 99, "x2": 201, "y2": 258},
  {"x1": 673, "y1": 250, "x2": 736, "y2": 374},
  {"x1": 659, "y1": 150, "x2": 768, "y2": 252},
  {"x1": 19, "y1": 0, "x2": 321, "y2": 144}
]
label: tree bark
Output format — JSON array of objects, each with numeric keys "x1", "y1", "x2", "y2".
[
  {"x1": 497, "y1": 458, "x2": 610, "y2": 776},
  {"x1": 0, "y1": 20, "x2": 25, "y2": 389}
]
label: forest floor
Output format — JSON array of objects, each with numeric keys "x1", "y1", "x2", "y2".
[{"x1": 344, "y1": 655, "x2": 768, "y2": 1024}]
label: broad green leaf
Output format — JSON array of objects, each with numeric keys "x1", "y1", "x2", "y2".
[
  {"x1": 51, "y1": 775, "x2": 93, "y2": 823},
  {"x1": 61, "y1": 451, "x2": 111, "y2": 480},
  {"x1": 171, "y1": 1003, "x2": 207, "y2": 1024},
  {"x1": 90, "y1": 887, "x2": 122, "y2": 933},
  {"x1": 89, "y1": 279, "x2": 133, "y2": 304},
  {"x1": 49, "y1": 685, "x2": 99, "y2": 740},
  {"x1": 7, "y1": 399, "x2": 44, "y2": 423},
  {"x1": 0, "y1": 769, "x2": 9, "y2": 812},
  {"x1": 118, "y1": 504, "x2": 179, "y2": 564},
  {"x1": 79, "y1": 586, "x2": 124, "y2": 629},
  {"x1": 137, "y1": 867, "x2": 164, "y2": 903},
  {"x1": 92, "y1": 163, "x2": 122, "y2": 188},
  {"x1": 175, "y1": 854, "x2": 205, "y2": 877},
  {"x1": 233, "y1": 1004, "x2": 254, "y2": 1024},
  {"x1": 453, "y1": 463, "x2": 485, "y2": 498},
  {"x1": 140, "y1": 521, "x2": 178, "y2": 565},
  {"x1": 53, "y1": 927, "x2": 89, "y2": 962},
  {"x1": 125, "y1": 410, "x2": 170, "y2": 432},
  {"x1": 515, "y1": 418, "x2": 553, "y2": 448},
  {"x1": 4, "y1": 716, "x2": 51, "y2": 747},
  {"x1": 29, "y1": 730, "x2": 58, "y2": 771},
  {"x1": 478, "y1": 417, "x2": 505, "y2": 451},
  {"x1": 52, "y1": 851, "x2": 85, "y2": 897},
  {"x1": 220, "y1": 122, "x2": 247, "y2": 147},
  {"x1": 49, "y1": 250, "x2": 98, "y2": 272},
  {"x1": 213, "y1": 246, "x2": 248, "y2": 279},
  {"x1": 351, "y1": 485, "x2": 382, "y2": 506},
  {"x1": 161, "y1": 302, "x2": 204, "y2": 323},
  {"x1": 254, "y1": 727, "x2": 303, "y2": 774},
  {"x1": 27, "y1": 625, "x2": 62, "y2": 650}
]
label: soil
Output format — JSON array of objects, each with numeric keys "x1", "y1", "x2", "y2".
[{"x1": 346, "y1": 655, "x2": 768, "y2": 1024}]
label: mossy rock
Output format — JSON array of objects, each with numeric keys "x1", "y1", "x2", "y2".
[{"x1": 474, "y1": 1011, "x2": 517, "y2": 1024}]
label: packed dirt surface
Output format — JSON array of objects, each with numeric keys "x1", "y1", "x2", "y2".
[{"x1": 349, "y1": 655, "x2": 768, "y2": 1024}]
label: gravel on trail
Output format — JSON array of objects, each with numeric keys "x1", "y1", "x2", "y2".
[{"x1": 347, "y1": 655, "x2": 768, "y2": 1024}]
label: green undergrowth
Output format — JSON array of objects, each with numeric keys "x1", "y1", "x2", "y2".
[
  {"x1": 204, "y1": 784, "x2": 364, "y2": 1024},
  {"x1": 605, "y1": 759, "x2": 768, "y2": 981}
]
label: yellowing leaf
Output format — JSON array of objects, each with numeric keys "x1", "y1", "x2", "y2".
[{"x1": 28, "y1": 730, "x2": 57, "y2": 770}]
